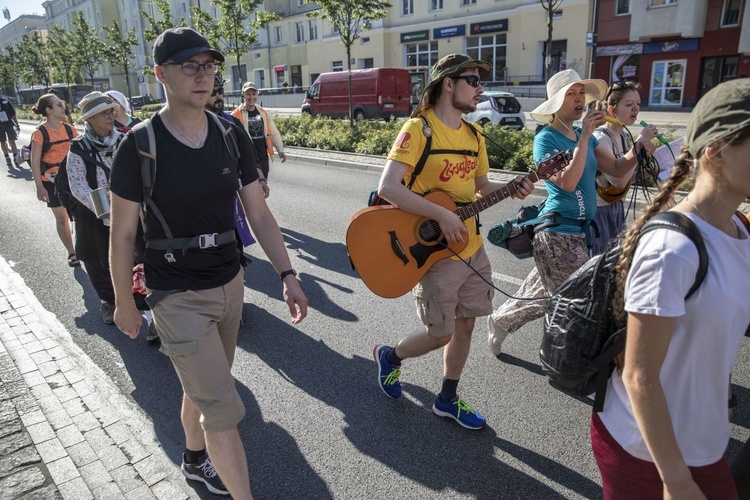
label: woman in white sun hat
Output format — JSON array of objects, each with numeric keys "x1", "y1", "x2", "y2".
[{"x1": 487, "y1": 69, "x2": 653, "y2": 358}]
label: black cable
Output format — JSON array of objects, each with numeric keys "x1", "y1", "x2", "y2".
[{"x1": 436, "y1": 241, "x2": 551, "y2": 301}]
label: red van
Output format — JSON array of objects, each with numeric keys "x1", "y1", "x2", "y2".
[{"x1": 301, "y1": 68, "x2": 411, "y2": 120}]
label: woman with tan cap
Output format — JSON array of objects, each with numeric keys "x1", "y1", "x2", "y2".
[
  {"x1": 487, "y1": 69, "x2": 652, "y2": 357},
  {"x1": 592, "y1": 78, "x2": 750, "y2": 499},
  {"x1": 66, "y1": 92, "x2": 152, "y2": 331}
]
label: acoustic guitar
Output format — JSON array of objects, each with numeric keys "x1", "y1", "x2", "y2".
[{"x1": 346, "y1": 150, "x2": 572, "y2": 298}]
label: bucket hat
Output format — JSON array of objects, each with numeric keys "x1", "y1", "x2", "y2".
[
  {"x1": 105, "y1": 90, "x2": 131, "y2": 116},
  {"x1": 411, "y1": 54, "x2": 491, "y2": 118},
  {"x1": 153, "y1": 27, "x2": 224, "y2": 65},
  {"x1": 78, "y1": 92, "x2": 119, "y2": 121},
  {"x1": 684, "y1": 78, "x2": 750, "y2": 158},
  {"x1": 529, "y1": 69, "x2": 607, "y2": 124}
]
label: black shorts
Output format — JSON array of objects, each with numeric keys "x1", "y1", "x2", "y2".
[
  {"x1": 43, "y1": 180, "x2": 62, "y2": 208},
  {"x1": 0, "y1": 122, "x2": 17, "y2": 141}
]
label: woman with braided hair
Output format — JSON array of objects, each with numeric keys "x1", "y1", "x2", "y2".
[{"x1": 591, "y1": 79, "x2": 750, "y2": 499}]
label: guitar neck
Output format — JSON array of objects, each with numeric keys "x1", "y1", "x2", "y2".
[{"x1": 456, "y1": 171, "x2": 540, "y2": 221}]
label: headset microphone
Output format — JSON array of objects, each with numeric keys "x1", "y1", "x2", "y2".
[{"x1": 640, "y1": 120, "x2": 670, "y2": 147}]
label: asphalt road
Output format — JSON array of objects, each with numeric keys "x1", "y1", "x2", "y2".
[{"x1": 1, "y1": 122, "x2": 748, "y2": 499}]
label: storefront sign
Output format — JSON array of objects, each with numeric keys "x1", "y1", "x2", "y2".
[
  {"x1": 434, "y1": 25, "x2": 465, "y2": 39},
  {"x1": 274, "y1": 65, "x2": 286, "y2": 72},
  {"x1": 401, "y1": 30, "x2": 429, "y2": 43},
  {"x1": 470, "y1": 19, "x2": 508, "y2": 35},
  {"x1": 643, "y1": 38, "x2": 699, "y2": 54},
  {"x1": 596, "y1": 44, "x2": 643, "y2": 57}
]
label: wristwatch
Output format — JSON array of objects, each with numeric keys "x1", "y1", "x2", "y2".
[{"x1": 280, "y1": 269, "x2": 297, "y2": 281}]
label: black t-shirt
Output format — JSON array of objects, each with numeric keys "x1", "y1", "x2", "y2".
[
  {"x1": 0, "y1": 98, "x2": 15, "y2": 124},
  {"x1": 245, "y1": 108, "x2": 268, "y2": 162},
  {"x1": 110, "y1": 112, "x2": 259, "y2": 291}
]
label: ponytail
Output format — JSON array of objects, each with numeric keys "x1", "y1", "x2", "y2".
[{"x1": 612, "y1": 145, "x2": 694, "y2": 321}]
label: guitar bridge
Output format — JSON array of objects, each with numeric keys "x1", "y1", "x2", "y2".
[{"x1": 388, "y1": 231, "x2": 409, "y2": 265}]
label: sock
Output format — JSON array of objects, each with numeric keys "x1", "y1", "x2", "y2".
[
  {"x1": 385, "y1": 346, "x2": 402, "y2": 366},
  {"x1": 184, "y1": 448, "x2": 206, "y2": 464},
  {"x1": 440, "y1": 378, "x2": 459, "y2": 402}
]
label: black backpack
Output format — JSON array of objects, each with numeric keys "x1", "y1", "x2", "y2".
[
  {"x1": 540, "y1": 212, "x2": 709, "y2": 412},
  {"x1": 53, "y1": 133, "x2": 101, "y2": 221}
]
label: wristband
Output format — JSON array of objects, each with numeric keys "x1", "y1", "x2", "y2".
[{"x1": 280, "y1": 269, "x2": 297, "y2": 281}]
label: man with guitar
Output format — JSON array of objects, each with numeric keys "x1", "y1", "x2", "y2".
[{"x1": 372, "y1": 54, "x2": 534, "y2": 430}]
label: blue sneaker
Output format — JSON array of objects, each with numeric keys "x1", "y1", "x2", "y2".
[
  {"x1": 373, "y1": 344, "x2": 401, "y2": 398},
  {"x1": 432, "y1": 395, "x2": 486, "y2": 430}
]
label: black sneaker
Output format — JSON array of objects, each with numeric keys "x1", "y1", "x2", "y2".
[
  {"x1": 100, "y1": 302, "x2": 114, "y2": 325},
  {"x1": 181, "y1": 453, "x2": 229, "y2": 496}
]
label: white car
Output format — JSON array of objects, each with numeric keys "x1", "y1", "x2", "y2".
[{"x1": 463, "y1": 91, "x2": 526, "y2": 129}]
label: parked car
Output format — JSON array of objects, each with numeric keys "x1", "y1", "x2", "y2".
[
  {"x1": 301, "y1": 68, "x2": 411, "y2": 120},
  {"x1": 129, "y1": 94, "x2": 161, "y2": 110},
  {"x1": 463, "y1": 91, "x2": 525, "y2": 129}
]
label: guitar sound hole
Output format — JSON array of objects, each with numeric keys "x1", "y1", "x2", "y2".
[{"x1": 418, "y1": 220, "x2": 441, "y2": 243}]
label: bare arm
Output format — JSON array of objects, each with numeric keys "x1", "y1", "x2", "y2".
[
  {"x1": 378, "y1": 159, "x2": 468, "y2": 245},
  {"x1": 475, "y1": 173, "x2": 535, "y2": 200},
  {"x1": 110, "y1": 194, "x2": 143, "y2": 339},
  {"x1": 29, "y1": 140, "x2": 48, "y2": 202},
  {"x1": 622, "y1": 312, "x2": 705, "y2": 500},
  {"x1": 548, "y1": 110, "x2": 604, "y2": 192},
  {"x1": 238, "y1": 180, "x2": 307, "y2": 324}
]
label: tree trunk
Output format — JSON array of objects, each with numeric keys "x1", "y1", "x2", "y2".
[
  {"x1": 124, "y1": 62, "x2": 133, "y2": 103},
  {"x1": 346, "y1": 43, "x2": 353, "y2": 127}
]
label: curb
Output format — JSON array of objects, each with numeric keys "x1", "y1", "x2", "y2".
[{"x1": 0, "y1": 256, "x2": 197, "y2": 500}]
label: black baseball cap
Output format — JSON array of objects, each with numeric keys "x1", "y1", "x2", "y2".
[{"x1": 153, "y1": 27, "x2": 224, "y2": 65}]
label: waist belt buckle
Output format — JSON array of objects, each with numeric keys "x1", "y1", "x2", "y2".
[{"x1": 199, "y1": 233, "x2": 218, "y2": 249}]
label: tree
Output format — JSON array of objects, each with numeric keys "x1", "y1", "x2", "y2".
[
  {"x1": 3, "y1": 45, "x2": 22, "y2": 101},
  {"x1": 192, "y1": 0, "x2": 279, "y2": 87},
  {"x1": 47, "y1": 24, "x2": 80, "y2": 102},
  {"x1": 16, "y1": 32, "x2": 51, "y2": 88},
  {"x1": 71, "y1": 12, "x2": 106, "y2": 87},
  {"x1": 305, "y1": 0, "x2": 391, "y2": 126},
  {"x1": 540, "y1": 0, "x2": 563, "y2": 84},
  {"x1": 0, "y1": 51, "x2": 15, "y2": 98},
  {"x1": 140, "y1": 0, "x2": 187, "y2": 73},
  {"x1": 103, "y1": 20, "x2": 139, "y2": 101}
]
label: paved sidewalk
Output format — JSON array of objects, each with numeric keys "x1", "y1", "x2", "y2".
[{"x1": 0, "y1": 257, "x2": 197, "y2": 500}]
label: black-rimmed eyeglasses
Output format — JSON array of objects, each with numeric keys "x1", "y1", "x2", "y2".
[
  {"x1": 163, "y1": 61, "x2": 217, "y2": 76},
  {"x1": 451, "y1": 75, "x2": 482, "y2": 88}
]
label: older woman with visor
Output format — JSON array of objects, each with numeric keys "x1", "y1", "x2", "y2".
[{"x1": 67, "y1": 92, "x2": 154, "y2": 336}]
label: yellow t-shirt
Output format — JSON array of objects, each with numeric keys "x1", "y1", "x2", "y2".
[{"x1": 386, "y1": 108, "x2": 489, "y2": 260}]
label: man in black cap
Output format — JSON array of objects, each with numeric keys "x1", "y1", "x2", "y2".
[
  {"x1": 109, "y1": 27, "x2": 308, "y2": 499},
  {"x1": 372, "y1": 54, "x2": 534, "y2": 430}
]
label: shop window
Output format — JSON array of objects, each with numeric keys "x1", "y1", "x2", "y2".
[
  {"x1": 650, "y1": 59, "x2": 686, "y2": 106},
  {"x1": 466, "y1": 34, "x2": 508, "y2": 82},
  {"x1": 405, "y1": 41, "x2": 438, "y2": 68}
]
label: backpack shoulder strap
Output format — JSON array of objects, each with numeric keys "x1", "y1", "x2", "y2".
[
  {"x1": 642, "y1": 211, "x2": 708, "y2": 299},
  {"x1": 207, "y1": 112, "x2": 240, "y2": 170},
  {"x1": 38, "y1": 125, "x2": 50, "y2": 154},
  {"x1": 406, "y1": 116, "x2": 433, "y2": 191},
  {"x1": 62, "y1": 123, "x2": 74, "y2": 140}
]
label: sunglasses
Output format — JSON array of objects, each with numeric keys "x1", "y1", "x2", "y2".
[
  {"x1": 211, "y1": 87, "x2": 224, "y2": 97},
  {"x1": 452, "y1": 75, "x2": 482, "y2": 88}
]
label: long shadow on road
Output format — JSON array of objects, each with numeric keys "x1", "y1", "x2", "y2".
[{"x1": 239, "y1": 302, "x2": 600, "y2": 498}]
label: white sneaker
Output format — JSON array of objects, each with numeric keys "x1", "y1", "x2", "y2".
[{"x1": 487, "y1": 315, "x2": 509, "y2": 358}]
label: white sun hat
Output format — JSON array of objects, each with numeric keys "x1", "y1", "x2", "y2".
[{"x1": 530, "y1": 69, "x2": 608, "y2": 124}]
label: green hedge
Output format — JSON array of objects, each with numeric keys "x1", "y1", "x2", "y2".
[{"x1": 273, "y1": 115, "x2": 535, "y2": 172}]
